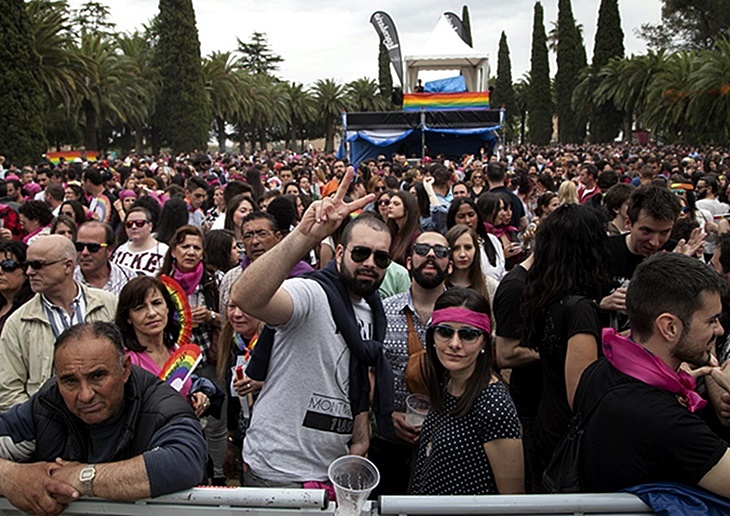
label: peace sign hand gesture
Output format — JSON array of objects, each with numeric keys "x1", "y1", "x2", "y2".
[{"x1": 297, "y1": 169, "x2": 374, "y2": 244}]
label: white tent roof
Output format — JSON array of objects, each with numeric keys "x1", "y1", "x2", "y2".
[{"x1": 403, "y1": 14, "x2": 489, "y2": 93}]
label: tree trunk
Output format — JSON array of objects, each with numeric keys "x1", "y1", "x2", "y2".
[
  {"x1": 83, "y1": 100, "x2": 98, "y2": 150},
  {"x1": 325, "y1": 119, "x2": 334, "y2": 152},
  {"x1": 216, "y1": 117, "x2": 226, "y2": 153},
  {"x1": 134, "y1": 124, "x2": 144, "y2": 154}
]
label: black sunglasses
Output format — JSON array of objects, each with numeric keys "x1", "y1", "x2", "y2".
[
  {"x1": 413, "y1": 243, "x2": 450, "y2": 259},
  {"x1": 378, "y1": 199, "x2": 390, "y2": 207},
  {"x1": 349, "y1": 245, "x2": 392, "y2": 269},
  {"x1": 432, "y1": 325, "x2": 484, "y2": 344},
  {"x1": 74, "y1": 242, "x2": 109, "y2": 253},
  {"x1": 0, "y1": 260, "x2": 23, "y2": 273},
  {"x1": 24, "y1": 259, "x2": 66, "y2": 270},
  {"x1": 125, "y1": 220, "x2": 150, "y2": 229},
  {"x1": 375, "y1": 186, "x2": 387, "y2": 193}
]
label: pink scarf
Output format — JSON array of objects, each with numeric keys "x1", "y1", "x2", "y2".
[
  {"x1": 483, "y1": 221, "x2": 518, "y2": 239},
  {"x1": 602, "y1": 328, "x2": 707, "y2": 412},
  {"x1": 173, "y1": 261, "x2": 204, "y2": 296}
]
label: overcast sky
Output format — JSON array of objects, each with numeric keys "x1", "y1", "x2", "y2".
[{"x1": 68, "y1": 0, "x2": 663, "y2": 87}]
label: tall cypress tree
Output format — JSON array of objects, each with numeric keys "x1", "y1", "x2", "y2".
[
  {"x1": 461, "y1": 5, "x2": 473, "y2": 47},
  {"x1": 555, "y1": 0, "x2": 587, "y2": 143},
  {"x1": 154, "y1": 0, "x2": 210, "y2": 153},
  {"x1": 528, "y1": 2, "x2": 552, "y2": 145},
  {"x1": 0, "y1": 0, "x2": 47, "y2": 165},
  {"x1": 493, "y1": 32, "x2": 516, "y2": 121},
  {"x1": 377, "y1": 42, "x2": 393, "y2": 104},
  {"x1": 590, "y1": 0, "x2": 625, "y2": 142}
]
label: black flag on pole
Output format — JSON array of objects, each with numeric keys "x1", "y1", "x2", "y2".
[
  {"x1": 443, "y1": 12, "x2": 470, "y2": 46},
  {"x1": 370, "y1": 11, "x2": 404, "y2": 86}
]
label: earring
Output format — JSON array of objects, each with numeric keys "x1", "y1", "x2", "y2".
[{"x1": 480, "y1": 348, "x2": 485, "y2": 354}]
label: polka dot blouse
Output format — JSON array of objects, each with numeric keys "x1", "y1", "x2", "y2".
[{"x1": 410, "y1": 380, "x2": 521, "y2": 495}]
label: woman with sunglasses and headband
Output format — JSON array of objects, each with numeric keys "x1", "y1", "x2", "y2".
[
  {"x1": 111, "y1": 206, "x2": 169, "y2": 276},
  {"x1": 410, "y1": 287, "x2": 523, "y2": 495},
  {"x1": 0, "y1": 242, "x2": 32, "y2": 334}
]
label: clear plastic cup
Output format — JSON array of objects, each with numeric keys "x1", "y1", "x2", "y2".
[
  {"x1": 405, "y1": 393, "x2": 430, "y2": 428},
  {"x1": 327, "y1": 455, "x2": 379, "y2": 516}
]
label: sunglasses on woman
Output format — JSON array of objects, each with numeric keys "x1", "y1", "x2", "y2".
[
  {"x1": 348, "y1": 245, "x2": 392, "y2": 269},
  {"x1": 125, "y1": 220, "x2": 150, "y2": 229},
  {"x1": 0, "y1": 260, "x2": 23, "y2": 273},
  {"x1": 432, "y1": 325, "x2": 484, "y2": 344}
]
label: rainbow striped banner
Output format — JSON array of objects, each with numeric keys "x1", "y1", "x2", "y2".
[
  {"x1": 45, "y1": 151, "x2": 99, "y2": 165},
  {"x1": 403, "y1": 91, "x2": 490, "y2": 112}
]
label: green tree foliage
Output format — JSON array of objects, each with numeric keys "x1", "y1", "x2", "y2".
[
  {"x1": 493, "y1": 32, "x2": 517, "y2": 142},
  {"x1": 587, "y1": 0, "x2": 625, "y2": 142},
  {"x1": 528, "y1": 2, "x2": 552, "y2": 145},
  {"x1": 237, "y1": 32, "x2": 283, "y2": 76},
  {"x1": 638, "y1": 0, "x2": 730, "y2": 51},
  {"x1": 203, "y1": 51, "x2": 248, "y2": 152},
  {"x1": 154, "y1": 0, "x2": 210, "y2": 153},
  {"x1": 346, "y1": 78, "x2": 388, "y2": 112},
  {"x1": 70, "y1": 1, "x2": 116, "y2": 38},
  {"x1": 461, "y1": 5, "x2": 473, "y2": 47},
  {"x1": 555, "y1": 0, "x2": 587, "y2": 143},
  {"x1": 377, "y1": 42, "x2": 393, "y2": 103},
  {"x1": 313, "y1": 79, "x2": 347, "y2": 152},
  {"x1": 0, "y1": 0, "x2": 48, "y2": 165}
]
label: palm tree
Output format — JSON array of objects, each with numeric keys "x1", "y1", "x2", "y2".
[
  {"x1": 688, "y1": 37, "x2": 730, "y2": 141},
  {"x1": 642, "y1": 51, "x2": 699, "y2": 141},
  {"x1": 346, "y1": 78, "x2": 388, "y2": 112},
  {"x1": 313, "y1": 79, "x2": 347, "y2": 152},
  {"x1": 117, "y1": 31, "x2": 159, "y2": 153},
  {"x1": 203, "y1": 51, "x2": 248, "y2": 152},
  {"x1": 26, "y1": 0, "x2": 85, "y2": 146},
  {"x1": 234, "y1": 74, "x2": 288, "y2": 152},
  {"x1": 282, "y1": 82, "x2": 316, "y2": 151},
  {"x1": 76, "y1": 32, "x2": 150, "y2": 151},
  {"x1": 593, "y1": 50, "x2": 668, "y2": 139}
]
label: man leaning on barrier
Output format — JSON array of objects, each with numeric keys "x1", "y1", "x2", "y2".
[{"x1": 0, "y1": 322, "x2": 207, "y2": 515}]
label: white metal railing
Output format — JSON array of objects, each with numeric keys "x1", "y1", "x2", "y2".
[{"x1": 0, "y1": 489, "x2": 656, "y2": 515}]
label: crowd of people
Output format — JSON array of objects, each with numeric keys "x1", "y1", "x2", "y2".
[{"x1": 0, "y1": 141, "x2": 729, "y2": 513}]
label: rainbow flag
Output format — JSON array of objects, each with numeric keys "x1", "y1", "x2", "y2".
[
  {"x1": 45, "y1": 151, "x2": 99, "y2": 165},
  {"x1": 158, "y1": 344, "x2": 202, "y2": 392},
  {"x1": 403, "y1": 92, "x2": 490, "y2": 112}
]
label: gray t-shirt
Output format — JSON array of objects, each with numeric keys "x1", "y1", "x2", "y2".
[{"x1": 243, "y1": 278, "x2": 370, "y2": 483}]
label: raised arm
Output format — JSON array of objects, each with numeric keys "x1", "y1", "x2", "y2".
[{"x1": 230, "y1": 170, "x2": 374, "y2": 326}]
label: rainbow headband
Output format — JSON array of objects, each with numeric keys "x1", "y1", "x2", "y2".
[{"x1": 430, "y1": 307, "x2": 491, "y2": 334}]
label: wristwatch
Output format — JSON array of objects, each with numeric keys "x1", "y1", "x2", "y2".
[{"x1": 79, "y1": 464, "x2": 96, "y2": 496}]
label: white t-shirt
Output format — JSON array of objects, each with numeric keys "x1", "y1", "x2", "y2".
[
  {"x1": 112, "y1": 240, "x2": 169, "y2": 276},
  {"x1": 243, "y1": 278, "x2": 368, "y2": 483}
]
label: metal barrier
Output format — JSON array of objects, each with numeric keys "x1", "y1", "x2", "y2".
[
  {"x1": 0, "y1": 489, "x2": 656, "y2": 515},
  {"x1": 379, "y1": 493, "x2": 655, "y2": 515}
]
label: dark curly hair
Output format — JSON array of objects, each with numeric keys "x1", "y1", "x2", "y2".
[
  {"x1": 19, "y1": 200, "x2": 54, "y2": 226},
  {"x1": 522, "y1": 203, "x2": 611, "y2": 350}
]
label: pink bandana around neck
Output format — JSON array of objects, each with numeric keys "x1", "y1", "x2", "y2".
[
  {"x1": 483, "y1": 221, "x2": 518, "y2": 239},
  {"x1": 602, "y1": 328, "x2": 707, "y2": 412},
  {"x1": 173, "y1": 261, "x2": 204, "y2": 297},
  {"x1": 430, "y1": 307, "x2": 491, "y2": 335}
]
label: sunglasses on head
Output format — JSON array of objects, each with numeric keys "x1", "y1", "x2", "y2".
[
  {"x1": 349, "y1": 245, "x2": 392, "y2": 269},
  {"x1": 432, "y1": 324, "x2": 484, "y2": 344},
  {"x1": 125, "y1": 220, "x2": 149, "y2": 229},
  {"x1": 0, "y1": 260, "x2": 23, "y2": 273},
  {"x1": 74, "y1": 242, "x2": 109, "y2": 253},
  {"x1": 413, "y1": 243, "x2": 450, "y2": 259}
]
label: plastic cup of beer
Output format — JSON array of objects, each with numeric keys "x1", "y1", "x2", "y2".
[
  {"x1": 327, "y1": 455, "x2": 379, "y2": 516},
  {"x1": 405, "y1": 393, "x2": 430, "y2": 428}
]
